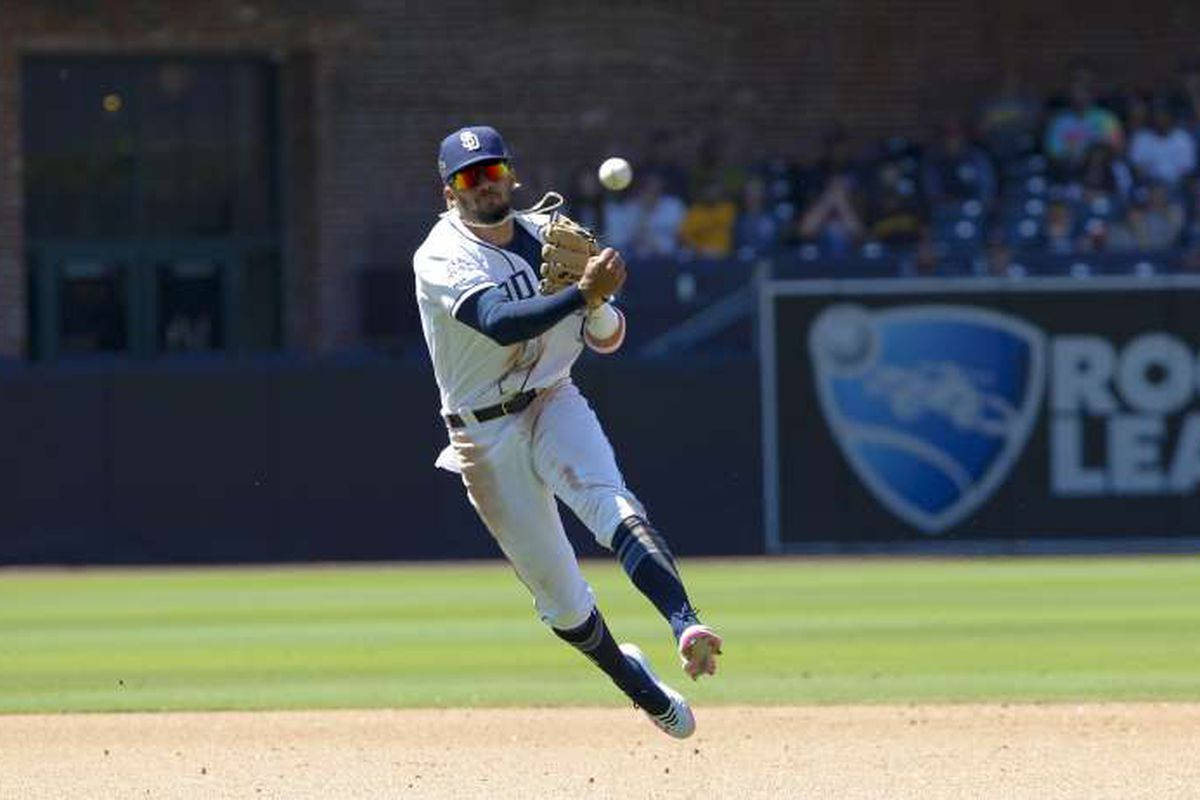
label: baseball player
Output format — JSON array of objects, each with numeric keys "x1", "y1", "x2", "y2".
[{"x1": 413, "y1": 125, "x2": 722, "y2": 739}]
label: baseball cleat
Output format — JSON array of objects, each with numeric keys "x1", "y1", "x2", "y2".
[
  {"x1": 678, "y1": 624, "x2": 723, "y2": 680},
  {"x1": 619, "y1": 643, "x2": 695, "y2": 739}
]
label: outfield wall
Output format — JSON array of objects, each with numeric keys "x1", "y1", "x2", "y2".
[
  {"x1": 0, "y1": 357, "x2": 762, "y2": 564},
  {"x1": 762, "y1": 275, "x2": 1200, "y2": 553}
]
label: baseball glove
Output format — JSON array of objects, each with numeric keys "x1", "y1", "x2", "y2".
[{"x1": 538, "y1": 214, "x2": 600, "y2": 295}]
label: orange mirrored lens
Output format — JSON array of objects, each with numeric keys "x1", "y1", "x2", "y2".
[
  {"x1": 481, "y1": 162, "x2": 508, "y2": 182},
  {"x1": 450, "y1": 161, "x2": 509, "y2": 190}
]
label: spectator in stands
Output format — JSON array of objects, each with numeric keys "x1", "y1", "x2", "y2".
[
  {"x1": 796, "y1": 173, "x2": 864, "y2": 258},
  {"x1": 1072, "y1": 143, "x2": 1131, "y2": 255},
  {"x1": 982, "y1": 229, "x2": 1023, "y2": 278},
  {"x1": 899, "y1": 232, "x2": 941, "y2": 277},
  {"x1": 1137, "y1": 181, "x2": 1184, "y2": 250},
  {"x1": 921, "y1": 118, "x2": 997, "y2": 208},
  {"x1": 733, "y1": 176, "x2": 781, "y2": 256},
  {"x1": 1128, "y1": 94, "x2": 1196, "y2": 188},
  {"x1": 1044, "y1": 200, "x2": 1078, "y2": 254},
  {"x1": 678, "y1": 181, "x2": 737, "y2": 259},
  {"x1": 794, "y1": 126, "x2": 865, "y2": 257},
  {"x1": 985, "y1": 244, "x2": 1012, "y2": 277},
  {"x1": 1078, "y1": 142, "x2": 1133, "y2": 202},
  {"x1": 1076, "y1": 215, "x2": 1110, "y2": 254},
  {"x1": 975, "y1": 63, "x2": 1041, "y2": 162},
  {"x1": 1044, "y1": 63, "x2": 1124, "y2": 180},
  {"x1": 604, "y1": 172, "x2": 686, "y2": 259},
  {"x1": 1108, "y1": 181, "x2": 1184, "y2": 252},
  {"x1": 868, "y1": 160, "x2": 925, "y2": 246}
]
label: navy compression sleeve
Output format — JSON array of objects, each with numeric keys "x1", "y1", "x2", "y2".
[{"x1": 455, "y1": 285, "x2": 587, "y2": 345}]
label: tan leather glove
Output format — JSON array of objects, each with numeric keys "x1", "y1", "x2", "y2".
[{"x1": 539, "y1": 214, "x2": 600, "y2": 295}]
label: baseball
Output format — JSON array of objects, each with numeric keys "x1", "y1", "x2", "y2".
[{"x1": 598, "y1": 157, "x2": 633, "y2": 191}]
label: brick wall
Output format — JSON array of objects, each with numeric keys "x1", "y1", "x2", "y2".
[{"x1": 6, "y1": 0, "x2": 1200, "y2": 355}]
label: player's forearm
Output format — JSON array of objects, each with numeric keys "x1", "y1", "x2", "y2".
[{"x1": 460, "y1": 285, "x2": 586, "y2": 345}]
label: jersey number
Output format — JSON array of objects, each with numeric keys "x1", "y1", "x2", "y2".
[{"x1": 501, "y1": 271, "x2": 536, "y2": 301}]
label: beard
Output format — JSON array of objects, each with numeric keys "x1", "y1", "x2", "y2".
[
  {"x1": 473, "y1": 204, "x2": 511, "y2": 225},
  {"x1": 466, "y1": 196, "x2": 512, "y2": 225}
]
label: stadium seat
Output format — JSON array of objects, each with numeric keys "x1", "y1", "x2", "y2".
[
  {"x1": 1004, "y1": 216, "x2": 1044, "y2": 249},
  {"x1": 934, "y1": 215, "x2": 986, "y2": 251},
  {"x1": 1023, "y1": 175, "x2": 1048, "y2": 197}
]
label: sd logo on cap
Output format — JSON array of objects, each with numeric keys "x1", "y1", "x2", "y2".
[{"x1": 438, "y1": 125, "x2": 510, "y2": 183}]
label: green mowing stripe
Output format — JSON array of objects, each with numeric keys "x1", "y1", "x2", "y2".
[{"x1": 2, "y1": 556, "x2": 1200, "y2": 712}]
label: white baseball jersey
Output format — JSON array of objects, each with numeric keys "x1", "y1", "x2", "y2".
[
  {"x1": 413, "y1": 208, "x2": 644, "y2": 631},
  {"x1": 413, "y1": 210, "x2": 587, "y2": 416}
]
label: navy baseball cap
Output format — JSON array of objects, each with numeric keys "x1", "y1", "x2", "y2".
[{"x1": 438, "y1": 125, "x2": 511, "y2": 183}]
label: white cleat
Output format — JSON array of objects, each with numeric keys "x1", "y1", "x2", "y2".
[
  {"x1": 619, "y1": 643, "x2": 695, "y2": 739},
  {"x1": 678, "y1": 624, "x2": 723, "y2": 680}
]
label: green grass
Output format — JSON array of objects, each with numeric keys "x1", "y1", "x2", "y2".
[{"x1": 2, "y1": 557, "x2": 1200, "y2": 712}]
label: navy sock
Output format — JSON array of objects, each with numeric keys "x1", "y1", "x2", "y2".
[
  {"x1": 553, "y1": 608, "x2": 669, "y2": 715},
  {"x1": 611, "y1": 516, "x2": 700, "y2": 641}
]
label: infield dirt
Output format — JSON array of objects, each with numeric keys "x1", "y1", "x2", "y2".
[{"x1": 3, "y1": 703, "x2": 1198, "y2": 799}]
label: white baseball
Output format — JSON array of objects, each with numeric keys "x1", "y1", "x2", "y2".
[{"x1": 598, "y1": 157, "x2": 633, "y2": 191}]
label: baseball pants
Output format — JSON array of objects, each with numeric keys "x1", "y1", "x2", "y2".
[{"x1": 438, "y1": 379, "x2": 646, "y2": 630}]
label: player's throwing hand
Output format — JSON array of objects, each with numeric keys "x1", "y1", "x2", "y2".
[{"x1": 579, "y1": 248, "x2": 626, "y2": 308}]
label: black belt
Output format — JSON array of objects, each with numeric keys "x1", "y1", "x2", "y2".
[{"x1": 446, "y1": 388, "x2": 538, "y2": 428}]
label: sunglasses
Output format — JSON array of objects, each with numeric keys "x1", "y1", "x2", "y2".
[{"x1": 449, "y1": 160, "x2": 510, "y2": 191}]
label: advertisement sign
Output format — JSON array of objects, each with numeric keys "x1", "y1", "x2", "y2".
[{"x1": 760, "y1": 276, "x2": 1200, "y2": 550}]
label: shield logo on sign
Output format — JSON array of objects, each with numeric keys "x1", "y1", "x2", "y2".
[{"x1": 809, "y1": 304, "x2": 1045, "y2": 534}]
